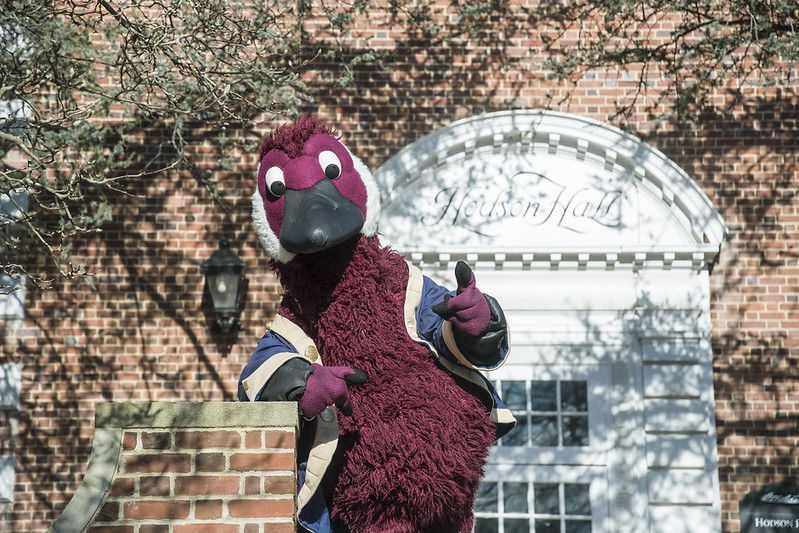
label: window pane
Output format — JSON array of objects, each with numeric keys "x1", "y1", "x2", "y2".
[
  {"x1": 0, "y1": 363, "x2": 21, "y2": 409},
  {"x1": 565, "y1": 520, "x2": 592, "y2": 533},
  {"x1": 562, "y1": 416, "x2": 589, "y2": 447},
  {"x1": 476, "y1": 482, "x2": 498, "y2": 512},
  {"x1": 504, "y1": 482, "x2": 529, "y2": 513},
  {"x1": 0, "y1": 455, "x2": 14, "y2": 502},
  {"x1": 502, "y1": 381, "x2": 528, "y2": 411},
  {"x1": 534, "y1": 483, "x2": 560, "y2": 515},
  {"x1": 530, "y1": 416, "x2": 558, "y2": 446},
  {"x1": 475, "y1": 518, "x2": 499, "y2": 533},
  {"x1": 560, "y1": 381, "x2": 587, "y2": 412},
  {"x1": 535, "y1": 519, "x2": 560, "y2": 533},
  {"x1": 503, "y1": 415, "x2": 528, "y2": 446},
  {"x1": 504, "y1": 518, "x2": 529, "y2": 533},
  {"x1": 564, "y1": 484, "x2": 591, "y2": 516},
  {"x1": 530, "y1": 381, "x2": 557, "y2": 411}
]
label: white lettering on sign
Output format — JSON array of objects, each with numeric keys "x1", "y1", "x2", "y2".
[
  {"x1": 762, "y1": 492, "x2": 799, "y2": 505},
  {"x1": 753, "y1": 517, "x2": 799, "y2": 528},
  {"x1": 419, "y1": 172, "x2": 623, "y2": 237}
]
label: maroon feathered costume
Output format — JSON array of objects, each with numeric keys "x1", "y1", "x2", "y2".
[{"x1": 239, "y1": 117, "x2": 513, "y2": 533}]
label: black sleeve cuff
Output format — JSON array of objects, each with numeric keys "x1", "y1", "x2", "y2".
[
  {"x1": 452, "y1": 293, "x2": 508, "y2": 367},
  {"x1": 258, "y1": 358, "x2": 314, "y2": 402}
]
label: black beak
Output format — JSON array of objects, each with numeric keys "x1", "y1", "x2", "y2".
[{"x1": 279, "y1": 179, "x2": 365, "y2": 254}]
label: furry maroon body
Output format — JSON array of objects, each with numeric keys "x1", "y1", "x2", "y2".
[{"x1": 275, "y1": 235, "x2": 496, "y2": 533}]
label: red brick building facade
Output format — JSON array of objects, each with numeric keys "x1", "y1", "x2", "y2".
[{"x1": 2, "y1": 2, "x2": 798, "y2": 532}]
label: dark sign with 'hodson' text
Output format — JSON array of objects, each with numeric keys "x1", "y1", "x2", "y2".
[{"x1": 740, "y1": 482, "x2": 799, "y2": 533}]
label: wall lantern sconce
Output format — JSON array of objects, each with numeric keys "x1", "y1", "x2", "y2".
[{"x1": 201, "y1": 240, "x2": 245, "y2": 333}]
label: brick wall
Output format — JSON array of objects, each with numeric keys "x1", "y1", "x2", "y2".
[
  {"x1": 47, "y1": 402, "x2": 297, "y2": 533},
  {"x1": 656, "y1": 105, "x2": 799, "y2": 531},
  {"x1": 2, "y1": 2, "x2": 798, "y2": 532}
]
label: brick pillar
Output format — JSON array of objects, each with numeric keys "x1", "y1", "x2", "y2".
[{"x1": 47, "y1": 402, "x2": 298, "y2": 533}]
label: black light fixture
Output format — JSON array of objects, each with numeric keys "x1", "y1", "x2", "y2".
[{"x1": 201, "y1": 240, "x2": 245, "y2": 333}]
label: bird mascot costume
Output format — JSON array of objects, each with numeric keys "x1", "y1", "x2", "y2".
[{"x1": 238, "y1": 116, "x2": 515, "y2": 533}]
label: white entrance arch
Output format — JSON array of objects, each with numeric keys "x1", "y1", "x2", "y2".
[{"x1": 374, "y1": 110, "x2": 726, "y2": 533}]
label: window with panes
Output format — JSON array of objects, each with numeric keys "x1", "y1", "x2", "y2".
[
  {"x1": 499, "y1": 380, "x2": 589, "y2": 448},
  {"x1": 475, "y1": 366, "x2": 610, "y2": 533},
  {"x1": 475, "y1": 479, "x2": 592, "y2": 533}
]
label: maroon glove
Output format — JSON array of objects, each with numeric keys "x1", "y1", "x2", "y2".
[
  {"x1": 432, "y1": 261, "x2": 491, "y2": 336},
  {"x1": 299, "y1": 364, "x2": 367, "y2": 418}
]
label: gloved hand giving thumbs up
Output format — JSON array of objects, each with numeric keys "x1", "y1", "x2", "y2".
[{"x1": 432, "y1": 261, "x2": 508, "y2": 367}]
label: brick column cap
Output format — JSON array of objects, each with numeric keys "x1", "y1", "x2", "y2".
[{"x1": 96, "y1": 401, "x2": 299, "y2": 429}]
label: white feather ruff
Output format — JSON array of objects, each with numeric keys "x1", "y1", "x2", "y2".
[
  {"x1": 351, "y1": 150, "x2": 382, "y2": 238},
  {"x1": 251, "y1": 190, "x2": 296, "y2": 264}
]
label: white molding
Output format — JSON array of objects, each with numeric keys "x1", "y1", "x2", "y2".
[
  {"x1": 400, "y1": 245, "x2": 720, "y2": 272},
  {"x1": 375, "y1": 110, "x2": 727, "y2": 270}
]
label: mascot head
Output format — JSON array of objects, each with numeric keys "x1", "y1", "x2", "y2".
[{"x1": 252, "y1": 116, "x2": 381, "y2": 263}]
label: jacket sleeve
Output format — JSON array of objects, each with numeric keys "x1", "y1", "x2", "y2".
[
  {"x1": 237, "y1": 330, "x2": 313, "y2": 402},
  {"x1": 415, "y1": 274, "x2": 510, "y2": 371}
]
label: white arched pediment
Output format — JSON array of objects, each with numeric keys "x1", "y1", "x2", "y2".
[{"x1": 375, "y1": 110, "x2": 726, "y2": 270}]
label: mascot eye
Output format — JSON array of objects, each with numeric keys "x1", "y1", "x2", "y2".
[
  {"x1": 318, "y1": 150, "x2": 342, "y2": 180},
  {"x1": 265, "y1": 166, "x2": 286, "y2": 197}
]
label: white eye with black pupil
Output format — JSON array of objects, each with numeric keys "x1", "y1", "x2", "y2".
[
  {"x1": 265, "y1": 166, "x2": 285, "y2": 197},
  {"x1": 318, "y1": 150, "x2": 342, "y2": 179}
]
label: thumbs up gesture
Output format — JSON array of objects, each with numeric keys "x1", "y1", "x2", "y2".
[
  {"x1": 432, "y1": 261, "x2": 508, "y2": 367},
  {"x1": 431, "y1": 261, "x2": 491, "y2": 336}
]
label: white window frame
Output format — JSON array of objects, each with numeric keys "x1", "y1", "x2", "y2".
[
  {"x1": 0, "y1": 455, "x2": 13, "y2": 503},
  {"x1": 477, "y1": 464, "x2": 610, "y2": 533},
  {"x1": 488, "y1": 363, "x2": 612, "y2": 467},
  {"x1": 0, "y1": 190, "x2": 27, "y2": 319},
  {"x1": 0, "y1": 362, "x2": 20, "y2": 502}
]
